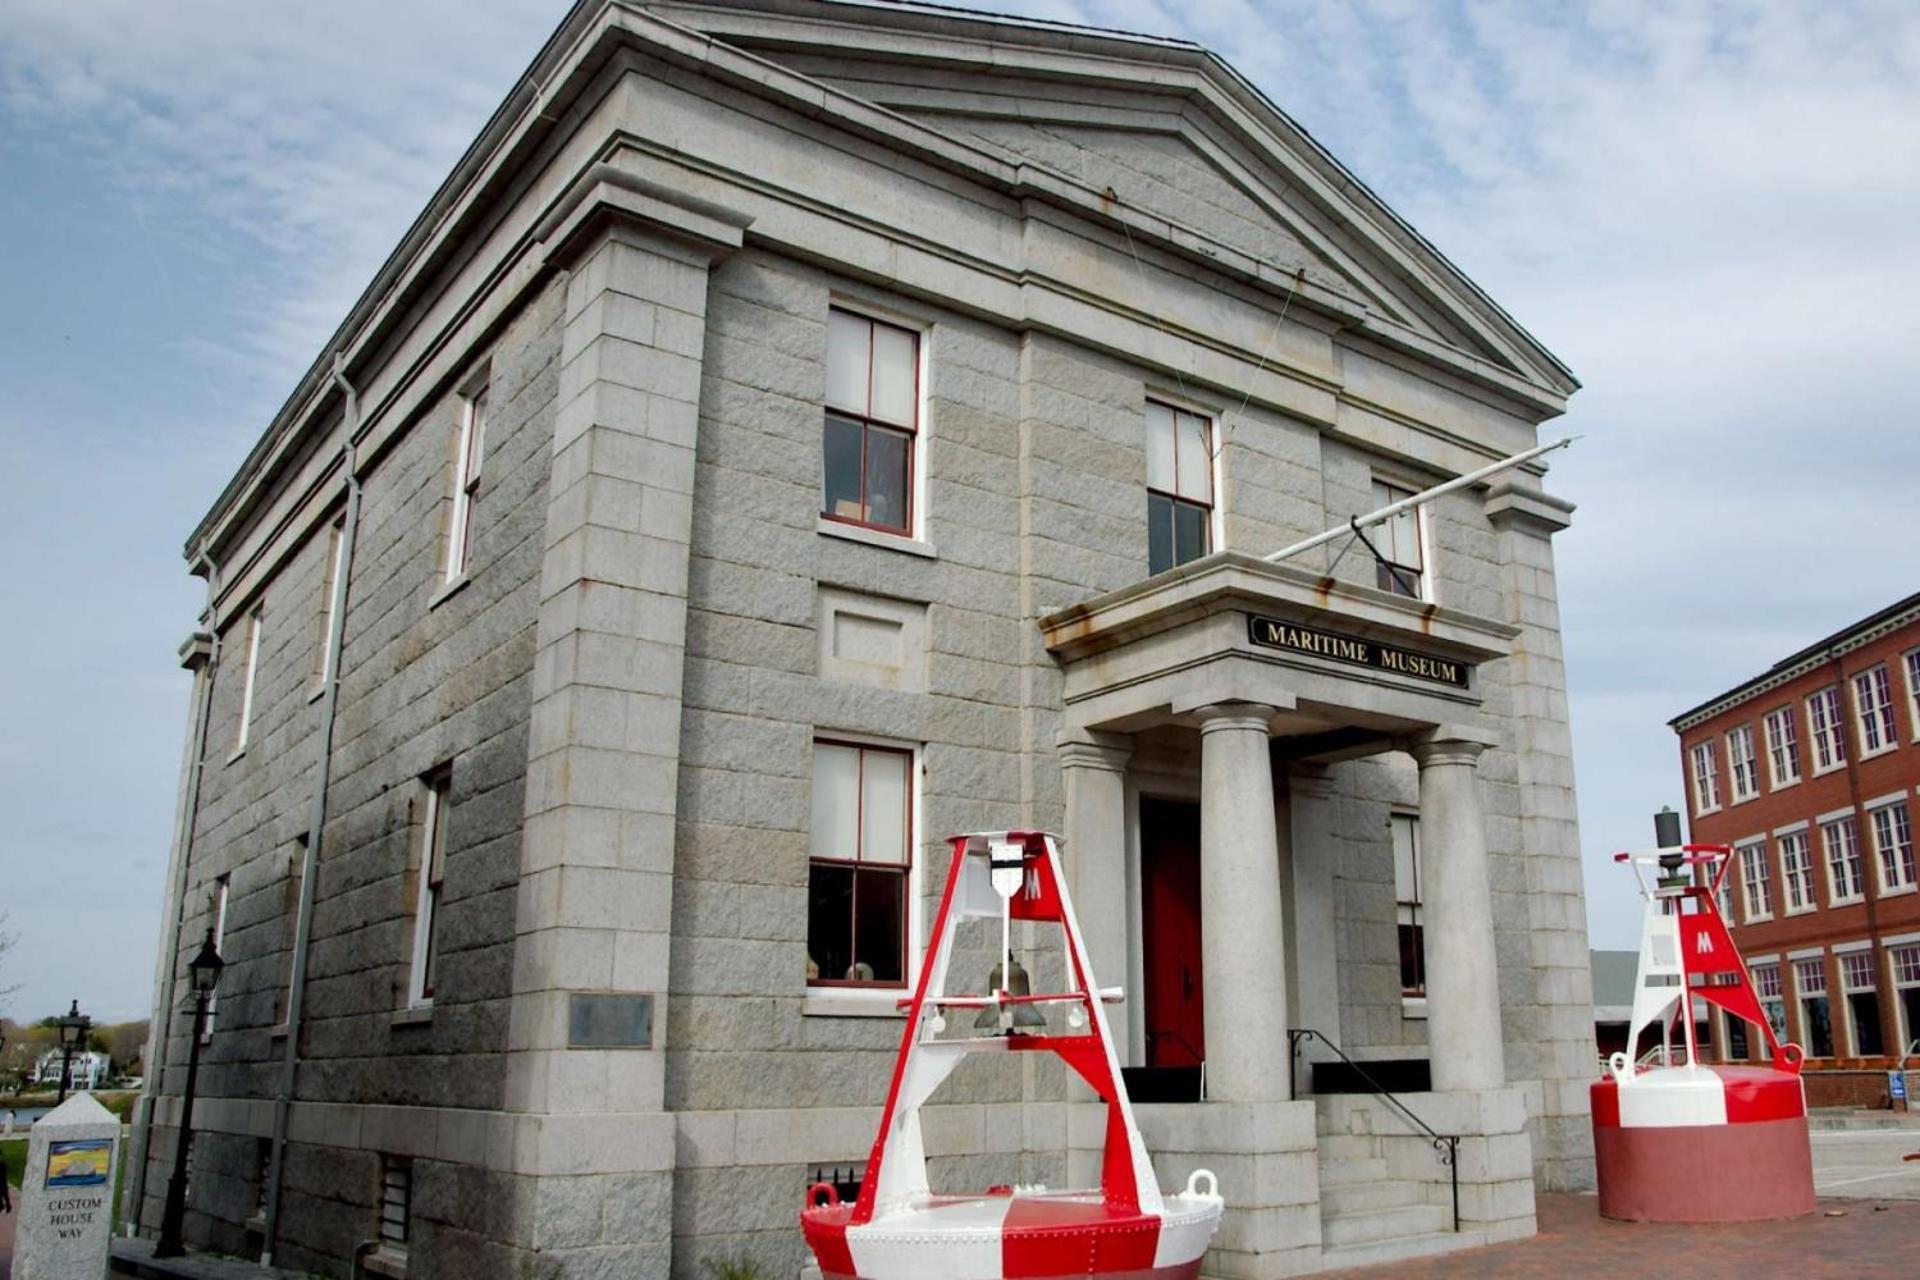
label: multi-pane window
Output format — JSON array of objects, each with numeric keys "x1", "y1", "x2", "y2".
[
  {"x1": 409, "y1": 772, "x2": 451, "y2": 1008},
  {"x1": 1722, "y1": 1007, "x2": 1750, "y2": 1061},
  {"x1": 447, "y1": 385, "x2": 489, "y2": 579},
  {"x1": 1779, "y1": 830, "x2": 1815, "y2": 913},
  {"x1": 1391, "y1": 813, "x2": 1424, "y2": 997},
  {"x1": 1763, "y1": 707, "x2": 1801, "y2": 788},
  {"x1": 1690, "y1": 741, "x2": 1721, "y2": 815},
  {"x1": 823, "y1": 309, "x2": 918, "y2": 535},
  {"x1": 1893, "y1": 944, "x2": 1920, "y2": 1057},
  {"x1": 1739, "y1": 842, "x2": 1772, "y2": 921},
  {"x1": 1853, "y1": 666, "x2": 1897, "y2": 756},
  {"x1": 1752, "y1": 962, "x2": 1786, "y2": 1040},
  {"x1": 1145, "y1": 401, "x2": 1213, "y2": 575},
  {"x1": 1795, "y1": 957, "x2": 1833, "y2": 1057},
  {"x1": 379, "y1": 1156, "x2": 412, "y2": 1253},
  {"x1": 234, "y1": 605, "x2": 264, "y2": 754},
  {"x1": 1840, "y1": 950, "x2": 1884, "y2": 1057},
  {"x1": 1808, "y1": 686, "x2": 1847, "y2": 773},
  {"x1": 1824, "y1": 816, "x2": 1865, "y2": 904},
  {"x1": 1713, "y1": 862, "x2": 1736, "y2": 923},
  {"x1": 1906, "y1": 650, "x2": 1920, "y2": 742},
  {"x1": 808, "y1": 741, "x2": 912, "y2": 987},
  {"x1": 314, "y1": 519, "x2": 346, "y2": 690},
  {"x1": 1869, "y1": 802, "x2": 1916, "y2": 894},
  {"x1": 1369, "y1": 480, "x2": 1426, "y2": 599},
  {"x1": 1726, "y1": 726, "x2": 1759, "y2": 802}
]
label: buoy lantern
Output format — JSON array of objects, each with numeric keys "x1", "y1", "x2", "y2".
[
  {"x1": 1590, "y1": 840, "x2": 1815, "y2": 1222},
  {"x1": 801, "y1": 830, "x2": 1225, "y2": 1279}
]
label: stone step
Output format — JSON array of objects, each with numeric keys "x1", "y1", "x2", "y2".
[
  {"x1": 1316, "y1": 1133, "x2": 1381, "y2": 1162},
  {"x1": 1320, "y1": 1176, "x2": 1430, "y2": 1216},
  {"x1": 1321, "y1": 1202, "x2": 1452, "y2": 1248},
  {"x1": 1314, "y1": 1156, "x2": 1388, "y2": 1188},
  {"x1": 1318, "y1": 1227, "x2": 1486, "y2": 1271}
]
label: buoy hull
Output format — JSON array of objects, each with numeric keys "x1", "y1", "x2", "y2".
[{"x1": 1590, "y1": 1067, "x2": 1814, "y2": 1222}]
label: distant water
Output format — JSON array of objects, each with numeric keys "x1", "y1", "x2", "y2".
[{"x1": 2, "y1": 1106, "x2": 53, "y2": 1129}]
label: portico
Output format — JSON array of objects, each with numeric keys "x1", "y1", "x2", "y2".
[{"x1": 1046, "y1": 550, "x2": 1534, "y2": 1276}]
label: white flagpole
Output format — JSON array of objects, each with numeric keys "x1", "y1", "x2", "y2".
[{"x1": 1263, "y1": 436, "x2": 1577, "y2": 565}]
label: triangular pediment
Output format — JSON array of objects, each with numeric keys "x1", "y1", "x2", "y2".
[{"x1": 650, "y1": 0, "x2": 1576, "y2": 398}]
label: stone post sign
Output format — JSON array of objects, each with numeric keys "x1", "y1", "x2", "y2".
[{"x1": 14, "y1": 1093, "x2": 119, "y2": 1280}]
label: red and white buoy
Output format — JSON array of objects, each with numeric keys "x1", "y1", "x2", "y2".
[
  {"x1": 1589, "y1": 841, "x2": 1814, "y2": 1222},
  {"x1": 801, "y1": 830, "x2": 1224, "y2": 1279}
]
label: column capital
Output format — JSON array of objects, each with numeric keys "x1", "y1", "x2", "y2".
[
  {"x1": 1407, "y1": 737, "x2": 1488, "y2": 769},
  {"x1": 1056, "y1": 728, "x2": 1132, "y2": 773},
  {"x1": 537, "y1": 165, "x2": 752, "y2": 270},
  {"x1": 1193, "y1": 702, "x2": 1279, "y2": 736}
]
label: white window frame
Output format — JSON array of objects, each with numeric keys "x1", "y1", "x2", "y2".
[
  {"x1": 1726, "y1": 725, "x2": 1759, "y2": 803},
  {"x1": 1891, "y1": 942, "x2": 1920, "y2": 1056},
  {"x1": 1738, "y1": 839, "x2": 1773, "y2": 922},
  {"x1": 1794, "y1": 955, "x2": 1832, "y2": 1058},
  {"x1": 1145, "y1": 398, "x2": 1220, "y2": 576},
  {"x1": 446, "y1": 384, "x2": 489, "y2": 581},
  {"x1": 1369, "y1": 477, "x2": 1433, "y2": 604},
  {"x1": 1391, "y1": 811, "x2": 1425, "y2": 1003},
  {"x1": 232, "y1": 605, "x2": 263, "y2": 757},
  {"x1": 1752, "y1": 961, "x2": 1786, "y2": 1041},
  {"x1": 1905, "y1": 648, "x2": 1920, "y2": 744},
  {"x1": 803, "y1": 733, "x2": 925, "y2": 1018},
  {"x1": 1868, "y1": 799, "x2": 1916, "y2": 897},
  {"x1": 820, "y1": 302, "x2": 930, "y2": 546},
  {"x1": 1762, "y1": 706, "x2": 1801, "y2": 789},
  {"x1": 1690, "y1": 740, "x2": 1722, "y2": 816},
  {"x1": 1778, "y1": 828, "x2": 1816, "y2": 915},
  {"x1": 1807, "y1": 686, "x2": 1847, "y2": 775},
  {"x1": 1823, "y1": 813, "x2": 1865, "y2": 906},
  {"x1": 408, "y1": 771, "x2": 451, "y2": 1010},
  {"x1": 1838, "y1": 946, "x2": 1881, "y2": 1058},
  {"x1": 314, "y1": 518, "x2": 346, "y2": 695},
  {"x1": 1853, "y1": 665, "x2": 1898, "y2": 759}
]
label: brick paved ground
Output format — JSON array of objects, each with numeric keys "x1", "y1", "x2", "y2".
[{"x1": 1324, "y1": 1193, "x2": 1920, "y2": 1279}]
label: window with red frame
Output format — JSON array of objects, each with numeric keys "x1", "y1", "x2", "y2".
[
  {"x1": 823, "y1": 309, "x2": 918, "y2": 535},
  {"x1": 808, "y1": 741, "x2": 912, "y2": 987},
  {"x1": 1146, "y1": 401, "x2": 1213, "y2": 574}
]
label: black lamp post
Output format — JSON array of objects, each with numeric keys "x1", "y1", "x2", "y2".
[
  {"x1": 155, "y1": 928, "x2": 224, "y2": 1258},
  {"x1": 55, "y1": 999, "x2": 91, "y2": 1104}
]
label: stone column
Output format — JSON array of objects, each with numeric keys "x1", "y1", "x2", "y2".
[
  {"x1": 1285, "y1": 765, "x2": 1342, "y2": 1088},
  {"x1": 1411, "y1": 733, "x2": 1506, "y2": 1093},
  {"x1": 1197, "y1": 703, "x2": 1291, "y2": 1103},
  {"x1": 1059, "y1": 729, "x2": 1133, "y2": 1058}
]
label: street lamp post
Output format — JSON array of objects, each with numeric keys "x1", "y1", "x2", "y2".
[
  {"x1": 55, "y1": 999, "x2": 91, "y2": 1105},
  {"x1": 155, "y1": 928, "x2": 224, "y2": 1259}
]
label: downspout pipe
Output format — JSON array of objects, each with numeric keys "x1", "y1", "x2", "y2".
[
  {"x1": 260, "y1": 354, "x2": 363, "y2": 1264},
  {"x1": 124, "y1": 553, "x2": 221, "y2": 1235}
]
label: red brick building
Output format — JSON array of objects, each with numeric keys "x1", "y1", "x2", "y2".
[{"x1": 1671, "y1": 592, "x2": 1920, "y2": 1108}]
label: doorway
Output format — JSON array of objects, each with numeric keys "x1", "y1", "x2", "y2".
[{"x1": 1140, "y1": 797, "x2": 1205, "y2": 1072}]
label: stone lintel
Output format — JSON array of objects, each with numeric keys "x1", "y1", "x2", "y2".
[{"x1": 538, "y1": 165, "x2": 752, "y2": 271}]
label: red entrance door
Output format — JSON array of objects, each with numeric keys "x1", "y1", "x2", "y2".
[{"x1": 1141, "y1": 797, "x2": 1205, "y2": 1069}]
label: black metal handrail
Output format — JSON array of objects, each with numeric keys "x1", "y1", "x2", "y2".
[{"x1": 1289, "y1": 1027, "x2": 1460, "y2": 1232}]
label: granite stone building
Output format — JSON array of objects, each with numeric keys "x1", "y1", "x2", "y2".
[
  {"x1": 128, "y1": 3, "x2": 1594, "y2": 1276},
  {"x1": 1673, "y1": 592, "x2": 1920, "y2": 1108}
]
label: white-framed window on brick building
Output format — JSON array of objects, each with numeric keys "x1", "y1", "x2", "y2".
[
  {"x1": 408, "y1": 769, "x2": 451, "y2": 1009},
  {"x1": 1839, "y1": 948, "x2": 1885, "y2": 1057},
  {"x1": 823, "y1": 308, "x2": 919, "y2": 537},
  {"x1": 1726, "y1": 725, "x2": 1759, "y2": 802},
  {"x1": 233, "y1": 604, "x2": 263, "y2": 756},
  {"x1": 1905, "y1": 649, "x2": 1920, "y2": 743},
  {"x1": 1752, "y1": 961, "x2": 1786, "y2": 1041},
  {"x1": 1892, "y1": 944, "x2": 1920, "y2": 1058},
  {"x1": 1779, "y1": 828, "x2": 1816, "y2": 914},
  {"x1": 1763, "y1": 706, "x2": 1801, "y2": 788},
  {"x1": 1690, "y1": 740, "x2": 1722, "y2": 815},
  {"x1": 808, "y1": 739, "x2": 915, "y2": 990},
  {"x1": 1869, "y1": 799, "x2": 1916, "y2": 895},
  {"x1": 1391, "y1": 812, "x2": 1425, "y2": 998},
  {"x1": 313, "y1": 518, "x2": 346, "y2": 692},
  {"x1": 1713, "y1": 861, "x2": 1736, "y2": 923},
  {"x1": 1807, "y1": 685, "x2": 1847, "y2": 774},
  {"x1": 1368, "y1": 479, "x2": 1428, "y2": 600},
  {"x1": 446, "y1": 382, "x2": 489, "y2": 581},
  {"x1": 1823, "y1": 814, "x2": 1865, "y2": 905},
  {"x1": 1738, "y1": 840, "x2": 1772, "y2": 922},
  {"x1": 1853, "y1": 665, "x2": 1898, "y2": 758},
  {"x1": 1794, "y1": 956, "x2": 1834, "y2": 1058},
  {"x1": 1146, "y1": 401, "x2": 1215, "y2": 575}
]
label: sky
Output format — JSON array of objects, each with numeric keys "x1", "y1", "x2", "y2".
[{"x1": 2, "y1": 0, "x2": 1917, "y2": 1024}]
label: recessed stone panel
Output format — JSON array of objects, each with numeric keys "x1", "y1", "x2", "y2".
[{"x1": 817, "y1": 588, "x2": 927, "y2": 692}]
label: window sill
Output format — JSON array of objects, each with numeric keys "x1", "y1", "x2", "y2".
[
  {"x1": 362, "y1": 1248, "x2": 409, "y2": 1279},
  {"x1": 1812, "y1": 762, "x2": 1847, "y2": 779},
  {"x1": 804, "y1": 989, "x2": 908, "y2": 1019},
  {"x1": 1783, "y1": 905, "x2": 1818, "y2": 917},
  {"x1": 392, "y1": 1005, "x2": 435, "y2": 1028},
  {"x1": 1695, "y1": 805, "x2": 1721, "y2": 818},
  {"x1": 429, "y1": 574, "x2": 471, "y2": 611},
  {"x1": 226, "y1": 745, "x2": 248, "y2": 766},
  {"x1": 1878, "y1": 884, "x2": 1918, "y2": 900},
  {"x1": 269, "y1": 1023, "x2": 291, "y2": 1041},
  {"x1": 1860, "y1": 744, "x2": 1898, "y2": 762},
  {"x1": 1400, "y1": 996, "x2": 1428, "y2": 1020},
  {"x1": 1729, "y1": 793, "x2": 1760, "y2": 808},
  {"x1": 817, "y1": 517, "x2": 937, "y2": 560},
  {"x1": 1745, "y1": 913, "x2": 1774, "y2": 925},
  {"x1": 1829, "y1": 895, "x2": 1865, "y2": 908},
  {"x1": 1771, "y1": 777, "x2": 1802, "y2": 792}
]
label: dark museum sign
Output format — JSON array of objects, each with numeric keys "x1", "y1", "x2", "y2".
[{"x1": 1247, "y1": 614, "x2": 1471, "y2": 689}]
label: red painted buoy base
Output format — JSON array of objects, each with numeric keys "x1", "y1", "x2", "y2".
[{"x1": 1592, "y1": 1117, "x2": 1815, "y2": 1221}]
